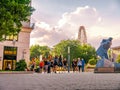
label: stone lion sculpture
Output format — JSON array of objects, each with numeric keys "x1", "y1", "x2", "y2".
[
  {"x1": 96, "y1": 37, "x2": 113, "y2": 59},
  {"x1": 96, "y1": 37, "x2": 113, "y2": 67}
]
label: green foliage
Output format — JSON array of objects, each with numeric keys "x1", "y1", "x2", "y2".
[
  {"x1": 52, "y1": 39, "x2": 96, "y2": 64},
  {"x1": 108, "y1": 49, "x2": 112, "y2": 59},
  {"x1": 88, "y1": 58, "x2": 97, "y2": 65},
  {"x1": 39, "y1": 46, "x2": 51, "y2": 58},
  {"x1": 15, "y1": 59, "x2": 27, "y2": 71},
  {"x1": 35, "y1": 58, "x2": 40, "y2": 66},
  {"x1": 0, "y1": 0, "x2": 35, "y2": 40},
  {"x1": 30, "y1": 45, "x2": 41, "y2": 59},
  {"x1": 30, "y1": 45, "x2": 50, "y2": 60},
  {"x1": 116, "y1": 54, "x2": 120, "y2": 63}
]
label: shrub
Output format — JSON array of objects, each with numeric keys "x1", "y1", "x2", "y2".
[
  {"x1": 15, "y1": 59, "x2": 27, "y2": 71},
  {"x1": 88, "y1": 58, "x2": 97, "y2": 65}
]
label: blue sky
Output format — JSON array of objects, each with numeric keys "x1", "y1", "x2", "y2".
[{"x1": 31, "y1": 0, "x2": 120, "y2": 48}]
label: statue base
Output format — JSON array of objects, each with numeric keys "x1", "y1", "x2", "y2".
[
  {"x1": 94, "y1": 67, "x2": 114, "y2": 73},
  {"x1": 96, "y1": 59, "x2": 114, "y2": 67},
  {"x1": 94, "y1": 59, "x2": 120, "y2": 73}
]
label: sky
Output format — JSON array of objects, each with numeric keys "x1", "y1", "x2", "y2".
[{"x1": 30, "y1": 0, "x2": 120, "y2": 49}]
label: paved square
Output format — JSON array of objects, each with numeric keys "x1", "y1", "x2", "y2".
[{"x1": 0, "y1": 72, "x2": 120, "y2": 90}]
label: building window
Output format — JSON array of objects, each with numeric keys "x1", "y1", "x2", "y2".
[
  {"x1": 4, "y1": 46, "x2": 17, "y2": 56},
  {"x1": 3, "y1": 34, "x2": 18, "y2": 41}
]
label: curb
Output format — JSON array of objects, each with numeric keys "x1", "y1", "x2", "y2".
[{"x1": 0, "y1": 71, "x2": 34, "y2": 74}]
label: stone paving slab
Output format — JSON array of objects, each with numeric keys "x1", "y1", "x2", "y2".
[{"x1": 0, "y1": 72, "x2": 120, "y2": 90}]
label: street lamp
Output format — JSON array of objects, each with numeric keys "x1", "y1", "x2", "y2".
[
  {"x1": 12, "y1": 39, "x2": 16, "y2": 46},
  {"x1": 68, "y1": 46, "x2": 70, "y2": 73},
  {"x1": 12, "y1": 39, "x2": 16, "y2": 70}
]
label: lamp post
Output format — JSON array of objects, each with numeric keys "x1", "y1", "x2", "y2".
[
  {"x1": 12, "y1": 39, "x2": 16, "y2": 70},
  {"x1": 68, "y1": 46, "x2": 70, "y2": 73}
]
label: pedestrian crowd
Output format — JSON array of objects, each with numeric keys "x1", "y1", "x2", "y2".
[{"x1": 29, "y1": 55, "x2": 85, "y2": 73}]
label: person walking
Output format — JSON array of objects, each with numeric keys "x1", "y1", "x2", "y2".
[
  {"x1": 44, "y1": 59, "x2": 48, "y2": 73},
  {"x1": 58, "y1": 55, "x2": 63, "y2": 73},
  {"x1": 47, "y1": 60, "x2": 51, "y2": 73},
  {"x1": 39, "y1": 60, "x2": 44, "y2": 73},
  {"x1": 77, "y1": 58, "x2": 82, "y2": 72},
  {"x1": 53, "y1": 55, "x2": 58, "y2": 73},
  {"x1": 72, "y1": 59, "x2": 75, "y2": 72},
  {"x1": 74, "y1": 59, "x2": 78, "y2": 72},
  {"x1": 81, "y1": 58, "x2": 85, "y2": 72},
  {"x1": 50, "y1": 59, "x2": 54, "y2": 73},
  {"x1": 63, "y1": 58, "x2": 67, "y2": 71}
]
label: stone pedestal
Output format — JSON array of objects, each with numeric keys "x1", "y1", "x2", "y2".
[
  {"x1": 95, "y1": 59, "x2": 115, "y2": 73},
  {"x1": 94, "y1": 58, "x2": 120, "y2": 73},
  {"x1": 94, "y1": 67, "x2": 114, "y2": 73},
  {"x1": 114, "y1": 63, "x2": 120, "y2": 73}
]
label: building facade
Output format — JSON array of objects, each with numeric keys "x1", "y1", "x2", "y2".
[
  {"x1": 111, "y1": 46, "x2": 120, "y2": 61},
  {"x1": 0, "y1": 21, "x2": 33, "y2": 70}
]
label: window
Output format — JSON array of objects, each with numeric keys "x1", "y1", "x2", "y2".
[
  {"x1": 4, "y1": 34, "x2": 18, "y2": 41},
  {"x1": 4, "y1": 46, "x2": 17, "y2": 55}
]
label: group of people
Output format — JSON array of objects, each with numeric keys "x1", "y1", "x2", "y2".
[
  {"x1": 72, "y1": 58, "x2": 85, "y2": 72},
  {"x1": 30, "y1": 55, "x2": 85, "y2": 73}
]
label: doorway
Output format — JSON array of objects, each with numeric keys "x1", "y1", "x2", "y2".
[{"x1": 3, "y1": 46, "x2": 17, "y2": 70}]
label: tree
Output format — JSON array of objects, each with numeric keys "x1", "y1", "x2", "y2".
[
  {"x1": 79, "y1": 44, "x2": 97, "y2": 63},
  {"x1": 39, "y1": 46, "x2": 51, "y2": 58},
  {"x1": 30, "y1": 45, "x2": 41, "y2": 60},
  {"x1": 52, "y1": 39, "x2": 96, "y2": 64},
  {"x1": 0, "y1": 0, "x2": 34, "y2": 40},
  {"x1": 30, "y1": 45, "x2": 51, "y2": 60}
]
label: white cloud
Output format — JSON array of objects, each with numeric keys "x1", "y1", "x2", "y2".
[
  {"x1": 58, "y1": 6, "x2": 100, "y2": 28},
  {"x1": 30, "y1": 6, "x2": 101, "y2": 47},
  {"x1": 98, "y1": 17, "x2": 102, "y2": 22},
  {"x1": 30, "y1": 21, "x2": 69, "y2": 47},
  {"x1": 35, "y1": 22, "x2": 52, "y2": 32},
  {"x1": 30, "y1": 6, "x2": 120, "y2": 49}
]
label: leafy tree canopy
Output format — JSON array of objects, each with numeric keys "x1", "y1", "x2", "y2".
[
  {"x1": 0, "y1": 0, "x2": 34, "y2": 40},
  {"x1": 30, "y1": 45, "x2": 51, "y2": 60},
  {"x1": 52, "y1": 39, "x2": 97, "y2": 64}
]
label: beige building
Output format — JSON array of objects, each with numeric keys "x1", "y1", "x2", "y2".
[
  {"x1": 0, "y1": 21, "x2": 33, "y2": 70},
  {"x1": 111, "y1": 46, "x2": 120, "y2": 61}
]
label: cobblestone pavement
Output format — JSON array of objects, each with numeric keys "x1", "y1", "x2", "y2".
[{"x1": 0, "y1": 72, "x2": 120, "y2": 90}]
